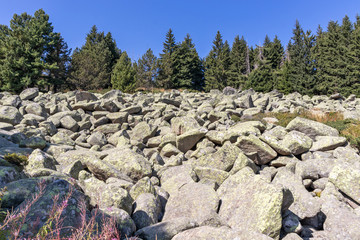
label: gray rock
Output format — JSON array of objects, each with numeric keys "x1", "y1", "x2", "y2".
[
  {"x1": 219, "y1": 170, "x2": 283, "y2": 239},
  {"x1": 286, "y1": 117, "x2": 339, "y2": 140},
  {"x1": 281, "y1": 130, "x2": 313, "y2": 155},
  {"x1": 19, "y1": 88, "x2": 39, "y2": 100},
  {"x1": 273, "y1": 168, "x2": 321, "y2": 220},
  {"x1": 132, "y1": 193, "x2": 162, "y2": 229},
  {"x1": 171, "y1": 116, "x2": 200, "y2": 135},
  {"x1": 135, "y1": 217, "x2": 198, "y2": 240},
  {"x1": 176, "y1": 128, "x2": 207, "y2": 152},
  {"x1": 103, "y1": 147, "x2": 152, "y2": 181},
  {"x1": 87, "y1": 132, "x2": 107, "y2": 147},
  {"x1": 329, "y1": 163, "x2": 360, "y2": 204},
  {"x1": 0, "y1": 106, "x2": 23, "y2": 125},
  {"x1": 310, "y1": 136, "x2": 347, "y2": 152},
  {"x1": 321, "y1": 195, "x2": 360, "y2": 239},
  {"x1": 75, "y1": 91, "x2": 98, "y2": 102},
  {"x1": 162, "y1": 182, "x2": 220, "y2": 226},
  {"x1": 236, "y1": 135, "x2": 277, "y2": 165},
  {"x1": 131, "y1": 122, "x2": 157, "y2": 143},
  {"x1": 25, "y1": 149, "x2": 57, "y2": 173},
  {"x1": 60, "y1": 115, "x2": 79, "y2": 132}
]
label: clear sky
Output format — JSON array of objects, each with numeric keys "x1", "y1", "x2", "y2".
[{"x1": 1, "y1": 0, "x2": 360, "y2": 61}]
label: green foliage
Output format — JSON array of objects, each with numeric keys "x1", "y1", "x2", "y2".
[
  {"x1": 228, "y1": 35, "x2": 248, "y2": 88},
  {"x1": 111, "y1": 51, "x2": 136, "y2": 92},
  {"x1": 286, "y1": 20, "x2": 316, "y2": 96},
  {"x1": 157, "y1": 29, "x2": 178, "y2": 88},
  {"x1": 4, "y1": 153, "x2": 28, "y2": 166},
  {"x1": 69, "y1": 25, "x2": 120, "y2": 90},
  {"x1": 174, "y1": 34, "x2": 204, "y2": 90},
  {"x1": 0, "y1": 9, "x2": 69, "y2": 92},
  {"x1": 136, "y1": 48, "x2": 158, "y2": 89},
  {"x1": 204, "y1": 31, "x2": 231, "y2": 91}
]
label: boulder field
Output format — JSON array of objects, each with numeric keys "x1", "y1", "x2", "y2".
[{"x1": 0, "y1": 87, "x2": 359, "y2": 239}]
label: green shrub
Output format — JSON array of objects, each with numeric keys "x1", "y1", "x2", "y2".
[{"x1": 4, "y1": 153, "x2": 28, "y2": 166}]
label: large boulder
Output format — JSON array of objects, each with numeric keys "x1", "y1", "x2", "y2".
[
  {"x1": 219, "y1": 169, "x2": 283, "y2": 239},
  {"x1": 159, "y1": 165, "x2": 196, "y2": 195},
  {"x1": 162, "y1": 182, "x2": 220, "y2": 226},
  {"x1": 19, "y1": 88, "x2": 39, "y2": 100},
  {"x1": 103, "y1": 148, "x2": 152, "y2": 181},
  {"x1": 132, "y1": 193, "x2": 162, "y2": 229},
  {"x1": 25, "y1": 149, "x2": 57, "y2": 173},
  {"x1": 131, "y1": 122, "x2": 157, "y2": 143},
  {"x1": 171, "y1": 116, "x2": 200, "y2": 135},
  {"x1": 329, "y1": 163, "x2": 360, "y2": 204},
  {"x1": 0, "y1": 106, "x2": 23, "y2": 125},
  {"x1": 286, "y1": 117, "x2": 339, "y2": 140},
  {"x1": 281, "y1": 130, "x2": 313, "y2": 155},
  {"x1": 195, "y1": 141, "x2": 241, "y2": 171},
  {"x1": 321, "y1": 195, "x2": 360, "y2": 239},
  {"x1": 236, "y1": 135, "x2": 277, "y2": 165},
  {"x1": 310, "y1": 136, "x2": 347, "y2": 152},
  {"x1": 75, "y1": 91, "x2": 98, "y2": 102},
  {"x1": 272, "y1": 168, "x2": 321, "y2": 220},
  {"x1": 176, "y1": 128, "x2": 207, "y2": 152},
  {"x1": 13, "y1": 179, "x2": 90, "y2": 238},
  {"x1": 79, "y1": 171, "x2": 133, "y2": 214}
]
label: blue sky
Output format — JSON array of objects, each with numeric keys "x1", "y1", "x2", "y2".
[{"x1": 1, "y1": 0, "x2": 360, "y2": 61}]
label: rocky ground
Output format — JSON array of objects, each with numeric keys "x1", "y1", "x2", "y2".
[{"x1": 0, "y1": 87, "x2": 359, "y2": 239}]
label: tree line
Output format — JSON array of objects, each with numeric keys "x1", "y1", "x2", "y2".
[{"x1": 1, "y1": 9, "x2": 360, "y2": 96}]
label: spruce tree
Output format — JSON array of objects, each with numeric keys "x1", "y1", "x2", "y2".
[
  {"x1": 348, "y1": 15, "x2": 360, "y2": 96},
  {"x1": 314, "y1": 21, "x2": 344, "y2": 94},
  {"x1": 69, "y1": 25, "x2": 120, "y2": 90},
  {"x1": 0, "y1": 9, "x2": 59, "y2": 92},
  {"x1": 265, "y1": 35, "x2": 284, "y2": 70},
  {"x1": 157, "y1": 29, "x2": 178, "y2": 88},
  {"x1": 204, "y1": 31, "x2": 231, "y2": 91},
  {"x1": 228, "y1": 35, "x2": 248, "y2": 88},
  {"x1": 174, "y1": 34, "x2": 204, "y2": 89},
  {"x1": 246, "y1": 36, "x2": 275, "y2": 92},
  {"x1": 45, "y1": 33, "x2": 71, "y2": 92},
  {"x1": 111, "y1": 51, "x2": 136, "y2": 92},
  {"x1": 286, "y1": 20, "x2": 316, "y2": 95},
  {"x1": 136, "y1": 48, "x2": 158, "y2": 89}
]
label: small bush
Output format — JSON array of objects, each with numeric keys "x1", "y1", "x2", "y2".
[
  {"x1": 4, "y1": 153, "x2": 28, "y2": 166},
  {"x1": 230, "y1": 115, "x2": 241, "y2": 122}
]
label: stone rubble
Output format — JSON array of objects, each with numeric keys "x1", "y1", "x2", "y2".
[{"x1": 0, "y1": 87, "x2": 359, "y2": 239}]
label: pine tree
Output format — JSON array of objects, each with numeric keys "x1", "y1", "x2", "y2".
[
  {"x1": 246, "y1": 36, "x2": 276, "y2": 92},
  {"x1": 265, "y1": 35, "x2": 284, "y2": 70},
  {"x1": 228, "y1": 35, "x2": 248, "y2": 88},
  {"x1": 286, "y1": 20, "x2": 316, "y2": 95},
  {"x1": 348, "y1": 15, "x2": 360, "y2": 96},
  {"x1": 111, "y1": 51, "x2": 136, "y2": 92},
  {"x1": 0, "y1": 9, "x2": 59, "y2": 92},
  {"x1": 314, "y1": 21, "x2": 344, "y2": 94},
  {"x1": 174, "y1": 34, "x2": 204, "y2": 89},
  {"x1": 69, "y1": 25, "x2": 120, "y2": 90},
  {"x1": 157, "y1": 29, "x2": 178, "y2": 88},
  {"x1": 45, "y1": 33, "x2": 71, "y2": 92},
  {"x1": 204, "y1": 31, "x2": 231, "y2": 91},
  {"x1": 136, "y1": 48, "x2": 158, "y2": 89}
]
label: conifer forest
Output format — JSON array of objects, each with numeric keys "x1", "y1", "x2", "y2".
[{"x1": 1, "y1": 9, "x2": 360, "y2": 96}]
